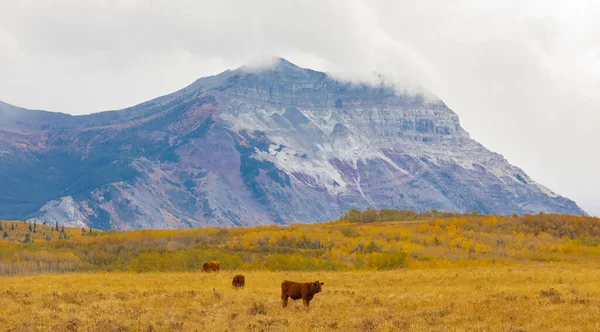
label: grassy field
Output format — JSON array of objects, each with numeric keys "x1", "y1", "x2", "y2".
[
  {"x1": 1, "y1": 264, "x2": 599, "y2": 331},
  {"x1": 2, "y1": 212, "x2": 600, "y2": 330}
]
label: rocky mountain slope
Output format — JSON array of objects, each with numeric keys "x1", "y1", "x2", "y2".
[{"x1": 0, "y1": 58, "x2": 583, "y2": 229}]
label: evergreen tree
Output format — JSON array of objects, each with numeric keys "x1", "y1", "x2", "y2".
[
  {"x1": 81, "y1": 227, "x2": 86, "y2": 236},
  {"x1": 0, "y1": 222, "x2": 3, "y2": 231},
  {"x1": 23, "y1": 233, "x2": 31, "y2": 243},
  {"x1": 28, "y1": 222, "x2": 32, "y2": 232},
  {"x1": 364, "y1": 240, "x2": 380, "y2": 253},
  {"x1": 55, "y1": 221, "x2": 59, "y2": 231},
  {"x1": 3, "y1": 231, "x2": 7, "y2": 238},
  {"x1": 11, "y1": 223, "x2": 15, "y2": 231}
]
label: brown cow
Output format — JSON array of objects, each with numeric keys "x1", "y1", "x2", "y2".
[
  {"x1": 232, "y1": 275, "x2": 245, "y2": 289},
  {"x1": 201, "y1": 261, "x2": 220, "y2": 272},
  {"x1": 281, "y1": 280, "x2": 324, "y2": 308}
]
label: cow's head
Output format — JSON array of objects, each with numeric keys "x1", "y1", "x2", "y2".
[{"x1": 311, "y1": 281, "x2": 324, "y2": 293}]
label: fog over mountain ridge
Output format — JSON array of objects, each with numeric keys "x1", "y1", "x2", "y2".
[{"x1": 0, "y1": 58, "x2": 584, "y2": 229}]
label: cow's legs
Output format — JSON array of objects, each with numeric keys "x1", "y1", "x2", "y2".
[
  {"x1": 282, "y1": 294, "x2": 289, "y2": 308},
  {"x1": 302, "y1": 297, "x2": 310, "y2": 307}
]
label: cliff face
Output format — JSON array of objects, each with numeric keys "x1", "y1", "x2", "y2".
[{"x1": 0, "y1": 58, "x2": 583, "y2": 229}]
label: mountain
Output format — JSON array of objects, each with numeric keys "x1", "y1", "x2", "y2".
[{"x1": 0, "y1": 58, "x2": 583, "y2": 229}]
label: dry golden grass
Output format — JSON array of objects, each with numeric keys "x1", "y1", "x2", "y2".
[{"x1": 1, "y1": 264, "x2": 599, "y2": 331}]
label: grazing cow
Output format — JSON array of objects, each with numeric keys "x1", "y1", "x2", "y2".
[
  {"x1": 201, "y1": 261, "x2": 220, "y2": 272},
  {"x1": 281, "y1": 280, "x2": 324, "y2": 308},
  {"x1": 232, "y1": 275, "x2": 245, "y2": 289}
]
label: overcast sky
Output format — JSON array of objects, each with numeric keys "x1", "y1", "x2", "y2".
[{"x1": 1, "y1": 0, "x2": 598, "y2": 215}]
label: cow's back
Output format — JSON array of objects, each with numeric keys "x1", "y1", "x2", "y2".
[
  {"x1": 281, "y1": 280, "x2": 303, "y2": 299},
  {"x1": 202, "y1": 260, "x2": 220, "y2": 272}
]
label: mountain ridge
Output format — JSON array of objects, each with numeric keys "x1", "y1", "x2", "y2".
[{"x1": 0, "y1": 58, "x2": 584, "y2": 229}]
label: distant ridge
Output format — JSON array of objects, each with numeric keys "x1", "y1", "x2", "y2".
[{"x1": 0, "y1": 58, "x2": 584, "y2": 229}]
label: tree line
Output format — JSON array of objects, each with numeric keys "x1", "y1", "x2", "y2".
[{"x1": 0, "y1": 210, "x2": 598, "y2": 275}]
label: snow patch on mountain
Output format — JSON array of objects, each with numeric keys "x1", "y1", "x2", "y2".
[{"x1": 28, "y1": 196, "x2": 88, "y2": 227}]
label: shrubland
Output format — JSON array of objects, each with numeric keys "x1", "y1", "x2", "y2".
[
  {"x1": 2, "y1": 210, "x2": 600, "y2": 331},
  {"x1": 1, "y1": 210, "x2": 599, "y2": 275}
]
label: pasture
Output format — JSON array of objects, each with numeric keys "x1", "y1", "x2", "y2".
[
  {"x1": 2, "y1": 212, "x2": 600, "y2": 330},
  {"x1": 1, "y1": 264, "x2": 599, "y2": 331}
]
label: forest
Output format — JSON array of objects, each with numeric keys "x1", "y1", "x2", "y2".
[{"x1": 0, "y1": 210, "x2": 599, "y2": 275}]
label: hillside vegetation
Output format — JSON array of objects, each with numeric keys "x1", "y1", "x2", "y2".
[
  {"x1": 1, "y1": 210, "x2": 599, "y2": 275},
  {"x1": 2, "y1": 211, "x2": 600, "y2": 331}
]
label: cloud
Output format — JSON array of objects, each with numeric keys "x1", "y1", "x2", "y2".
[
  {"x1": 0, "y1": 0, "x2": 598, "y2": 214},
  {"x1": 366, "y1": 0, "x2": 600, "y2": 215},
  {"x1": 0, "y1": 0, "x2": 436, "y2": 108}
]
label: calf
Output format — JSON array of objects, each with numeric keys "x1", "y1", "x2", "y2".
[
  {"x1": 281, "y1": 280, "x2": 324, "y2": 308},
  {"x1": 232, "y1": 275, "x2": 245, "y2": 289},
  {"x1": 201, "y1": 261, "x2": 220, "y2": 272}
]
